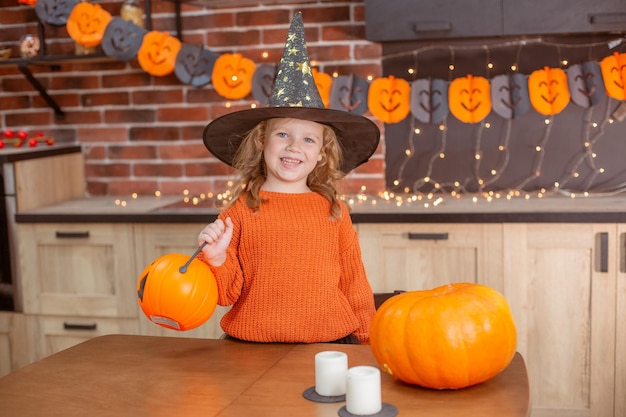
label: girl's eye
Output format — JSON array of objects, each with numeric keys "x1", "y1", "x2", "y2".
[
  {"x1": 304, "y1": 137, "x2": 314, "y2": 143},
  {"x1": 277, "y1": 131, "x2": 287, "y2": 138}
]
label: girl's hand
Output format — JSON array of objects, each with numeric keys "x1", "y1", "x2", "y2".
[{"x1": 198, "y1": 217, "x2": 233, "y2": 266}]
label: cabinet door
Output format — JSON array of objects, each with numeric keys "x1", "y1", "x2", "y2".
[
  {"x1": 616, "y1": 224, "x2": 626, "y2": 417},
  {"x1": 0, "y1": 313, "x2": 31, "y2": 376},
  {"x1": 30, "y1": 315, "x2": 138, "y2": 360},
  {"x1": 133, "y1": 224, "x2": 229, "y2": 339},
  {"x1": 503, "y1": 0, "x2": 626, "y2": 35},
  {"x1": 364, "y1": 0, "x2": 502, "y2": 41},
  {"x1": 17, "y1": 223, "x2": 137, "y2": 318},
  {"x1": 357, "y1": 223, "x2": 503, "y2": 293},
  {"x1": 503, "y1": 224, "x2": 616, "y2": 417}
]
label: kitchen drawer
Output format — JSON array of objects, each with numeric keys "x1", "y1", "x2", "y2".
[{"x1": 17, "y1": 223, "x2": 137, "y2": 317}]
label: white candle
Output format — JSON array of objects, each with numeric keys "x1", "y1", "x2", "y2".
[
  {"x1": 346, "y1": 366, "x2": 382, "y2": 415},
  {"x1": 314, "y1": 351, "x2": 348, "y2": 396}
]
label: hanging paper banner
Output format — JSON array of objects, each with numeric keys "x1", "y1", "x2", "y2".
[
  {"x1": 600, "y1": 52, "x2": 626, "y2": 101},
  {"x1": 329, "y1": 74, "x2": 370, "y2": 115},
  {"x1": 101, "y1": 18, "x2": 147, "y2": 62},
  {"x1": 312, "y1": 68, "x2": 332, "y2": 108},
  {"x1": 490, "y1": 73, "x2": 530, "y2": 119},
  {"x1": 211, "y1": 53, "x2": 256, "y2": 100},
  {"x1": 449, "y1": 74, "x2": 491, "y2": 123},
  {"x1": 251, "y1": 63, "x2": 277, "y2": 106},
  {"x1": 567, "y1": 61, "x2": 606, "y2": 108},
  {"x1": 410, "y1": 78, "x2": 449, "y2": 124},
  {"x1": 528, "y1": 66, "x2": 570, "y2": 116},
  {"x1": 66, "y1": 2, "x2": 112, "y2": 47},
  {"x1": 368, "y1": 75, "x2": 411, "y2": 123},
  {"x1": 175, "y1": 44, "x2": 218, "y2": 87}
]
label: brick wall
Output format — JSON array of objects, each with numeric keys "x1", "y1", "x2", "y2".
[{"x1": 0, "y1": 0, "x2": 384, "y2": 197}]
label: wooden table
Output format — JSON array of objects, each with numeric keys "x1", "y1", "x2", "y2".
[{"x1": 0, "y1": 334, "x2": 530, "y2": 417}]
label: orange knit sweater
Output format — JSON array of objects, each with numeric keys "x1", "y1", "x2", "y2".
[{"x1": 205, "y1": 191, "x2": 375, "y2": 344}]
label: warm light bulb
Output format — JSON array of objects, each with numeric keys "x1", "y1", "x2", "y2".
[{"x1": 405, "y1": 149, "x2": 411, "y2": 156}]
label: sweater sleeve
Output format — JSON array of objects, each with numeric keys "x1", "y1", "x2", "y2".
[
  {"x1": 337, "y1": 204, "x2": 375, "y2": 344},
  {"x1": 208, "y1": 208, "x2": 245, "y2": 306}
]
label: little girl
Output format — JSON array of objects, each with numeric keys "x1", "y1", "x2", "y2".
[{"x1": 197, "y1": 12, "x2": 380, "y2": 344}]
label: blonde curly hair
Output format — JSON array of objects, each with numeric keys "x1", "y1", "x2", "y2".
[{"x1": 222, "y1": 118, "x2": 345, "y2": 219}]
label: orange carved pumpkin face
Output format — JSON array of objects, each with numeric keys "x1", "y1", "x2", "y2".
[
  {"x1": 137, "y1": 31, "x2": 182, "y2": 77},
  {"x1": 367, "y1": 75, "x2": 411, "y2": 123},
  {"x1": 528, "y1": 66, "x2": 571, "y2": 115},
  {"x1": 312, "y1": 68, "x2": 332, "y2": 108},
  {"x1": 448, "y1": 74, "x2": 491, "y2": 123},
  {"x1": 211, "y1": 53, "x2": 256, "y2": 100},
  {"x1": 600, "y1": 52, "x2": 626, "y2": 100},
  {"x1": 66, "y1": 2, "x2": 112, "y2": 47}
]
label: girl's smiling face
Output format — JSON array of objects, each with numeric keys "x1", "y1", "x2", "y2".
[{"x1": 261, "y1": 118, "x2": 324, "y2": 193}]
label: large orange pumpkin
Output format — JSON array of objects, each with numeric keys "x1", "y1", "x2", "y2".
[
  {"x1": 370, "y1": 282, "x2": 517, "y2": 389},
  {"x1": 137, "y1": 253, "x2": 218, "y2": 331}
]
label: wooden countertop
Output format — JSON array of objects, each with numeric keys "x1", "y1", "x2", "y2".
[
  {"x1": 0, "y1": 144, "x2": 81, "y2": 163},
  {"x1": 14, "y1": 193, "x2": 626, "y2": 223},
  {"x1": 0, "y1": 334, "x2": 530, "y2": 417}
]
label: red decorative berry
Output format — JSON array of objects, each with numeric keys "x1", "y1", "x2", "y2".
[
  {"x1": 0, "y1": 140, "x2": 5, "y2": 149},
  {"x1": 45, "y1": 138, "x2": 55, "y2": 146},
  {"x1": 3, "y1": 130, "x2": 14, "y2": 139},
  {"x1": 36, "y1": 131, "x2": 44, "y2": 137},
  {"x1": 17, "y1": 130, "x2": 28, "y2": 140},
  {"x1": 28, "y1": 138, "x2": 38, "y2": 147},
  {"x1": 14, "y1": 140, "x2": 23, "y2": 148}
]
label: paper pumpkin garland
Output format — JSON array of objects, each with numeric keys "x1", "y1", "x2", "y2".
[
  {"x1": 600, "y1": 52, "x2": 626, "y2": 100},
  {"x1": 449, "y1": 74, "x2": 492, "y2": 123},
  {"x1": 410, "y1": 78, "x2": 449, "y2": 124},
  {"x1": 567, "y1": 61, "x2": 606, "y2": 108},
  {"x1": 528, "y1": 66, "x2": 571, "y2": 116},
  {"x1": 101, "y1": 17, "x2": 146, "y2": 61},
  {"x1": 490, "y1": 73, "x2": 530, "y2": 119},
  {"x1": 312, "y1": 68, "x2": 333, "y2": 108},
  {"x1": 66, "y1": 2, "x2": 112, "y2": 47},
  {"x1": 329, "y1": 74, "x2": 370, "y2": 115},
  {"x1": 137, "y1": 31, "x2": 182, "y2": 77},
  {"x1": 368, "y1": 75, "x2": 411, "y2": 123},
  {"x1": 35, "y1": 0, "x2": 78, "y2": 26},
  {"x1": 251, "y1": 63, "x2": 278, "y2": 105},
  {"x1": 211, "y1": 53, "x2": 256, "y2": 100},
  {"x1": 174, "y1": 44, "x2": 219, "y2": 87}
]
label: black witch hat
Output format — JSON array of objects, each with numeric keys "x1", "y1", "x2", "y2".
[{"x1": 202, "y1": 11, "x2": 380, "y2": 173}]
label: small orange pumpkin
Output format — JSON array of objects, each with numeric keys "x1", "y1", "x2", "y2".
[
  {"x1": 528, "y1": 66, "x2": 571, "y2": 115},
  {"x1": 448, "y1": 74, "x2": 491, "y2": 123},
  {"x1": 137, "y1": 31, "x2": 182, "y2": 77},
  {"x1": 212, "y1": 53, "x2": 256, "y2": 100},
  {"x1": 600, "y1": 52, "x2": 626, "y2": 100},
  {"x1": 137, "y1": 253, "x2": 218, "y2": 331},
  {"x1": 368, "y1": 75, "x2": 411, "y2": 123},
  {"x1": 312, "y1": 68, "x2": 332, "y2": 108},
  {"x1": 66, "y1": 2, "x2": 112, "y2": 47},
  {"x1": 370, "y1": 282, "x2": 517, "y2": 389}
]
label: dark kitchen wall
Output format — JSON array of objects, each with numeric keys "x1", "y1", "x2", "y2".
[{"x1": 0, "y1": 0, "x2": 384, "y2": 198}]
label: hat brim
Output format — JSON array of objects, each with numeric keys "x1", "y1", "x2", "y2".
[{"x1": 202, "y1": 107, "x2": 380, "y2": 173}]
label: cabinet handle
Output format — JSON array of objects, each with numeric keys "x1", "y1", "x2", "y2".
[
  {"x1": 413, "y1": 21, "x2": 452, "y2": 33},
  {"x1": 589, "y1": 13, "x2": 626, "y2": 24},
  {"x1": 599, "y1": 232, "x2": 608, "y2": 273},
  {"x1": 63, "y1": 322, "x2": 97, "y2": 331},
  {"x1": 407, "y1": 232, "x2": 449, "y2": 241},
  {"x1": 55, "y1": 231, "x2": 90, "y2": 239}
]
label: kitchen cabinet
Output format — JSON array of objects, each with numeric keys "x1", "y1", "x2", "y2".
[
  {"x1": 502, "y1": 223, "x2": 622, "y2": 417},
  {"x1": 133, "y1": 224, "x2": 229, "y2": 339},
  {"x1": 0, "y1": 313, "x2": 31, "y2": 377},
  {"x1": 15, "y1": 222, "x2": 139, "y2": 361},
  {"x1": 365, "y1": 0, "x2": 626, "y2": 41},
  {"x1": 357, "y1": 223, "x2": 504, "y2": 292}
]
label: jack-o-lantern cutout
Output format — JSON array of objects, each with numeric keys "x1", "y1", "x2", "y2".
[
  {"x1": 312, "y1": 68, "x2": 332, "y2": 108},
  {"x1": 490, "y1": 73, "x2": 530, "y2": 119},
  {"x1": 410, "y1": 78, "x2": 449, "y2": 124},
  {"x1": 66, "y1": 2, "x2": 112, "y2": 47},
  {"x1": 568, "y1": 61, "x2": 606, "y2": 108},
  {"x1": 449, "y1": 74, "x2": 491, "y2": 123},
  {"x1": 137, "y1": 31, "x2": 182, "y2": 77},
  {"x1": 368, "y1": 75, "x2": 411, "y2": 123},
  {"x1": 101, "y1": 17, "x2": 146, "y2": 61},
  {"x1": 175, "y1": 44, "x2": 218, "y2": 87},
  {"x1": 330, "y1": 74, "x2": 370, "y2": 115},
  {"x1": 600, "y1": 52, "x2": 626, "y2": 100},
  {"x1": 35, "y1": 0, "x2": 78, "y2": 26},
  {"x1": 212, "y1": 53, "x2": 256, "y2": 100},
  {"x1": 528, "y1": 66, "x2": 570, "y2": 116},
  {"x1": 252, "y1": 63, "x2": 277, "y2": 105}
]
